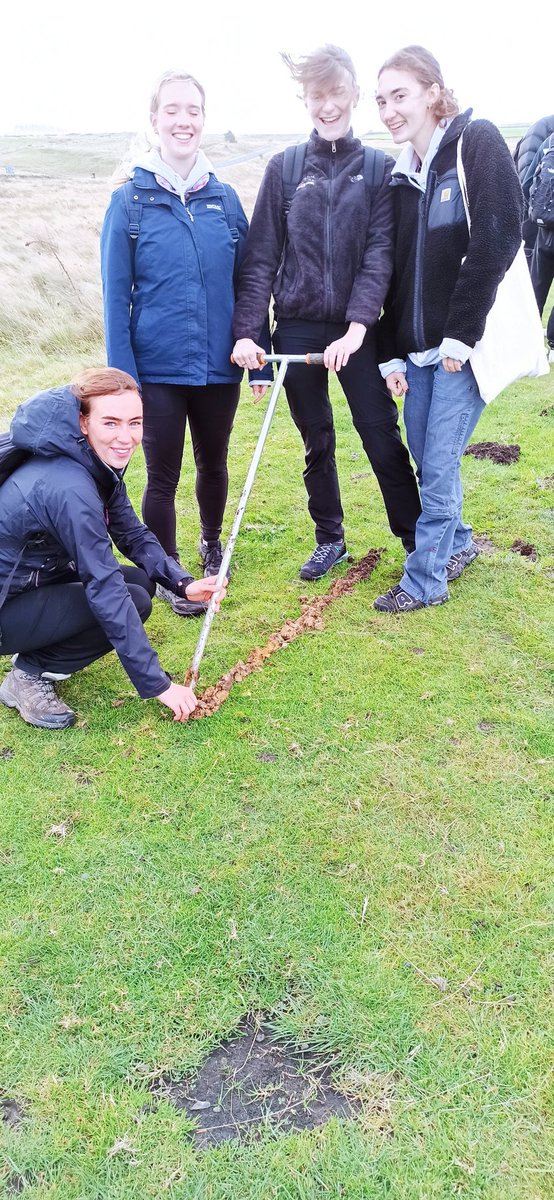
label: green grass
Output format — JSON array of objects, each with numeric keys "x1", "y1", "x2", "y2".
[{"x1": 1, "y1": 342, "x2": 553, "y2": 1199}]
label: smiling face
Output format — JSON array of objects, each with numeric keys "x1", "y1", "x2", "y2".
[
  {"x1": 79, "y1": 390, "x2": 143, "y2": 470},
  {"x1": 304, "y1": 67, "x2": 359, "y2": 142},
  {"x1": 376, "y1": 67, "x2": 440, "y2": 159},
  {"x1": 151, "y1": 78, "x2": 205, "y2": 176}
]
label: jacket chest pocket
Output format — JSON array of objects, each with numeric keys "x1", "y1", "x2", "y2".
[{"x1": 428, "y1": 168, "x2": 465, "y2": 231}]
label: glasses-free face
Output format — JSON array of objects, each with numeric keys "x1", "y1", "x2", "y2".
[
  {"x1": 376, "y1": 68, "x2": 440, "y2": 157},
  {"x1": 79, "y1": 391, "x2": 143, "y2": 470},
  {"x1": 304, "y1": 68, "x2": 359, "y2": 142},
  {"x1": 151, "y1": 79, "x2": 205, "y2": 174}
]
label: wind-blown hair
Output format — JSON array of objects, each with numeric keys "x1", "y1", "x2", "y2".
[{"x1": 281, "y1": 44, "x2": 358, "y2": 94}]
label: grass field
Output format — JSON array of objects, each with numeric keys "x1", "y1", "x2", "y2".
[{"x1": 0, "y1": 137, "x2": 553, "y2": 1199}]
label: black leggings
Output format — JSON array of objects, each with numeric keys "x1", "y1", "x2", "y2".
[
  {"x1": 273, "y1": 319, "x2": 421, "y2": 548},
  {"x1": 140, "y1": 382, "x2": 241, "y2": 557},
  {"x1": 0, "y1": 567, "x2": 155, "y2": 678}
]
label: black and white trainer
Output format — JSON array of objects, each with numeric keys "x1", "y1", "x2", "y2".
[
  {"x1": 299, "y1": 541, "x2": 348, "y2": 581},
  {"x1": 446, "y1": 541, "x2": 480, "y2": 582},
  {"x1": 373, "y1": 584, "x2": 449, "y2": 613},
  {"x1": 199, "y1": 537, "x2": 229, "y2": 579},
  {"x1": 0, "y1": 666, "x2": 76, "y2": 729}
]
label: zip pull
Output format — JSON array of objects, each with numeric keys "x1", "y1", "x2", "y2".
[
  {"x1": 331, "y1": 141, "x2": 336, "y2": 154},
  {"x1": 185, "y1": 204, "x2": 195, "y2": 223}
]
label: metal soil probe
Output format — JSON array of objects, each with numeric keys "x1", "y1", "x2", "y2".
[{"x1": 187, "y1": 352, "x2": 324, "y2": 691}]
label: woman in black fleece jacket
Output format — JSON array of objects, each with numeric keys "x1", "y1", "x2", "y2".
[
  {"x1": 232, "y1": 45, "x2": 420, "y2": 582},
  {"x1": 374, "y1": 46, "x2": 523, "y2": 613}
]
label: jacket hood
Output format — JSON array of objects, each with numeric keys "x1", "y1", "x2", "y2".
[{"x1": 10, "y1": 386, "x2": 118, "y2": 487}]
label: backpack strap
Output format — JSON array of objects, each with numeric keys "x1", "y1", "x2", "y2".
[
  {"x1": 362, "y1": 146, "x2": 387, "y2": 192},
  {"x1": 220, "y1": 184, "x2": 239, "y2": 244},
  {"x1": 282, "y1": 143, "x2": 308, "y2": 214},
  {"x1": 122, "y1": 180, "x2": 141, "y2": 245}
]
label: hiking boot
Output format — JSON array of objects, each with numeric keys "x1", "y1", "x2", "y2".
[
  {"x1": 199, "y1": 537, "x2": 229, "y2": 579},
  {"x1": 0, "y1": 666, "x2": 76, "y2": 730},
  {"x1": 299, "y1": 541, "x2": 348, "y2": 581},
  {"x1": 156, "y1": 584, "x2": 207, "y2": 618},
  {"x1": 373, "y1": 584, "x2": 449, "y2": 613},
  {"x1": 446, "y1": 541, "x2": 480, "y2": 582}
]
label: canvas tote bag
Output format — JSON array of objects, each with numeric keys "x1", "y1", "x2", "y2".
[{"x1": 456, "y1": 131, "x2": 549, "y2": 403}]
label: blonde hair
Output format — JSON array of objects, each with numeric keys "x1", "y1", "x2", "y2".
[
  {"x1": 149, "y1": 70, "x2": 206, "y2": 117},
  {"x1": 378, "y1": 45, "x2": 459, "y2": 120},
  {"x1": 281, "y1": 44, "x2": 357, "y2": 94},
  {"x1": 70, "y1": 367, "x2": 140, "y2": 416}
]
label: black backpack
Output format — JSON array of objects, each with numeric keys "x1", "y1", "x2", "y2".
[
  {"x1": 281, "y1": 142, "x2": 387, "y2": 215},
  {"x1": 0, "y1": 432, "x2": 29, "y2": 487},
  {"x1": 529, "y1": 137, "x2": 554, "y2": 229}
]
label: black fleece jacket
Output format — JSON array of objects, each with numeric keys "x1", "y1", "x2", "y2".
[
  {"x1": 378, "y1": 111, "x2": 524, "y2": 363},
  {"x1": 233, "y1": 129, "x2": 395, "y2": 337}
]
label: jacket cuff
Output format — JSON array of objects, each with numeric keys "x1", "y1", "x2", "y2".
[
  {"x1": 379, "y1": 357, "x2": 406, "y2": 379},
  {"x1": 439, "y1": 338, "x2": 472, "y2": 363}
]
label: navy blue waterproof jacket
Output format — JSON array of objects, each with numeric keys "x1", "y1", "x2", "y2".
[
  {"x1": 101, "y1": 169, "x2": 250, "y2": 387},
  {"x1": 0, "y1": 387, "x2": 193, "y2": 698}
]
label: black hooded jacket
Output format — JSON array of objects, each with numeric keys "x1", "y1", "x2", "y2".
[{"x1": 0, "y1": 387, "x2": 193, "y2": 698}]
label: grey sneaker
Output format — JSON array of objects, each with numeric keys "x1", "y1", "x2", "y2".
[
  {"x1": 299, "y1": 541, "x2": 348, "y2": 581},
  {"x1": 446, "y1": 541, "x2": 480, "y2": 582},
  {"x1": 156, "y1": 583, "x2": 206, "y2": 617},
  {"x1": 0, "y1": 666, "x2": 76, "y2": 729}
]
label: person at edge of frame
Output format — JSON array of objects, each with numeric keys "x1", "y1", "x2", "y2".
[
  {"x1": 232, "y1": 44, "x2": 421, "y2": 583},
  {"x1": 373, "y1": 45, "x2": 523, "y2": 614},
  {"x1": 0, "y1": 368, "x2": 227, "y2": 731},
  {"x1": 100, "y1": 70, "x2": 270, "y2": 617}
]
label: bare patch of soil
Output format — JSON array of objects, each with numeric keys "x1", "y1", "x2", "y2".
[
  {"x1": 150, "y1": 1018, "x2": 362, "y2": 1148},
  {"x1": 472, "y1": 534, "x2": 499, "y2": 554},
  {"x1": 464, "y1": 442, "x2": 520, "y2": 465},
  {"x1": 0, "y1": 1098, "x2": 26, "y2": 1128},
  {"x1": 188, "y1": 550, "x2": 381, "y2": 718},
  {"x1": 510, "y1": 539, "x2": 538, "y2": 561}
]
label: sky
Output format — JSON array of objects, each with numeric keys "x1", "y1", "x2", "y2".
[{"x1": 2, "y1": 0, "x2": 552, "y2": 137}]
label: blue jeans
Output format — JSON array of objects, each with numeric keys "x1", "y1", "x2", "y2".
[{"x1": 400, "y1": 360, "x2": 485, "y2": 603}]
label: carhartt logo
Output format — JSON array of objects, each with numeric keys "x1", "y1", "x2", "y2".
[
  {"x1": 206, "y1": 203, "x2": 223, "y2": 211},
  {"x1": 440, "y1": 188, "x2": 452, "y2": 202}
]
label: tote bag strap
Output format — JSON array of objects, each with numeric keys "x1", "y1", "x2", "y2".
[{"x1": 456, "y1": 129, "x2": 472, "y2": 233}]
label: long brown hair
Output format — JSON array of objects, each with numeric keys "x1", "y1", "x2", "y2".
[{"x1": 378, "y1": 45, "x2": 459, "y2": 120}]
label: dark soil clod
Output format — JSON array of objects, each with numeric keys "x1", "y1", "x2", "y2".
[
  {"x1": 472, "y1": 534, "x2": 498, "y2": 554},
  {"x1": 0, "y1": 1098, "x2": 26, "y2": 1128},
  {"x1": 510, "y1": 539, "x2": 538, "y2": 561},
  {"x1": 188, "y1": 550, "x2": 382, "y2": 718},
  {"x1": 464, "y1": 442, "x2": 520, "y2": 465},
  {"x1": 150, "y1": 1017, "x2": 362, "y2": 1148}
]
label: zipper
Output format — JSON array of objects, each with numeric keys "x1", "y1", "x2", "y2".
[{"x1": 324, "y1": 146, "x2": 337, "y2": 319}]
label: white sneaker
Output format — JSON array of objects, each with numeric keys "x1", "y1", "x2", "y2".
[{"x1": 548, "y1": 347, "x2": 554, "y2": 365}]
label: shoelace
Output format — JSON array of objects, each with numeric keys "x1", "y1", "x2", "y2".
[{"x1": 311, "y1": 543, "x2": 338, "y2": 563}]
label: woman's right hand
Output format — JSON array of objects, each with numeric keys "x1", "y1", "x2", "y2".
[
  {"x1": 232, "y1": 339, "x2": 267, "y2": 370},
  {"x1": 156, "y1": 682, "x2": 197, "y2": 722},
  {"x1": 386, "y1": 371, "x2": 408, "y2": 397}
]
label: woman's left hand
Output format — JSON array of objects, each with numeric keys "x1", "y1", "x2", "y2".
[
  {"x1": 185, "y1": 577, "x2": 228, "y2": 609},
  {"x1": 251, "y1": 384, "x2": 269, "y2": 403},
  {"x1": 442, "y1": 357, "x2": 463, "y2": 373},
  {"x1": 324, "y1": 322, "x2": 366, "y2": 372}
]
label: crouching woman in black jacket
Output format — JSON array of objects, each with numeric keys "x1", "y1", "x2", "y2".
[{"x1": 0, "y1": 368, "x2": 226, "y2": 730}]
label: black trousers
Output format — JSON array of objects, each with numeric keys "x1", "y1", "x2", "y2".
[
  {"x1": 140, "y1": 382, "x2": 241, "y2": 557},
  {"x1": 530, "y1": 230, "x2": 554, "y2": 346},
  {"x1": 273, "y1": 319, "x2": 421, "y2": 547},
  {"x1": 0, "y1": 567, "x2": 154, "y2": 678}
]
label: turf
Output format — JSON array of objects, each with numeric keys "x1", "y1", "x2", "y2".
[{"x1": 0, "y1": 347, "x2": 553, "y2": 1199}]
